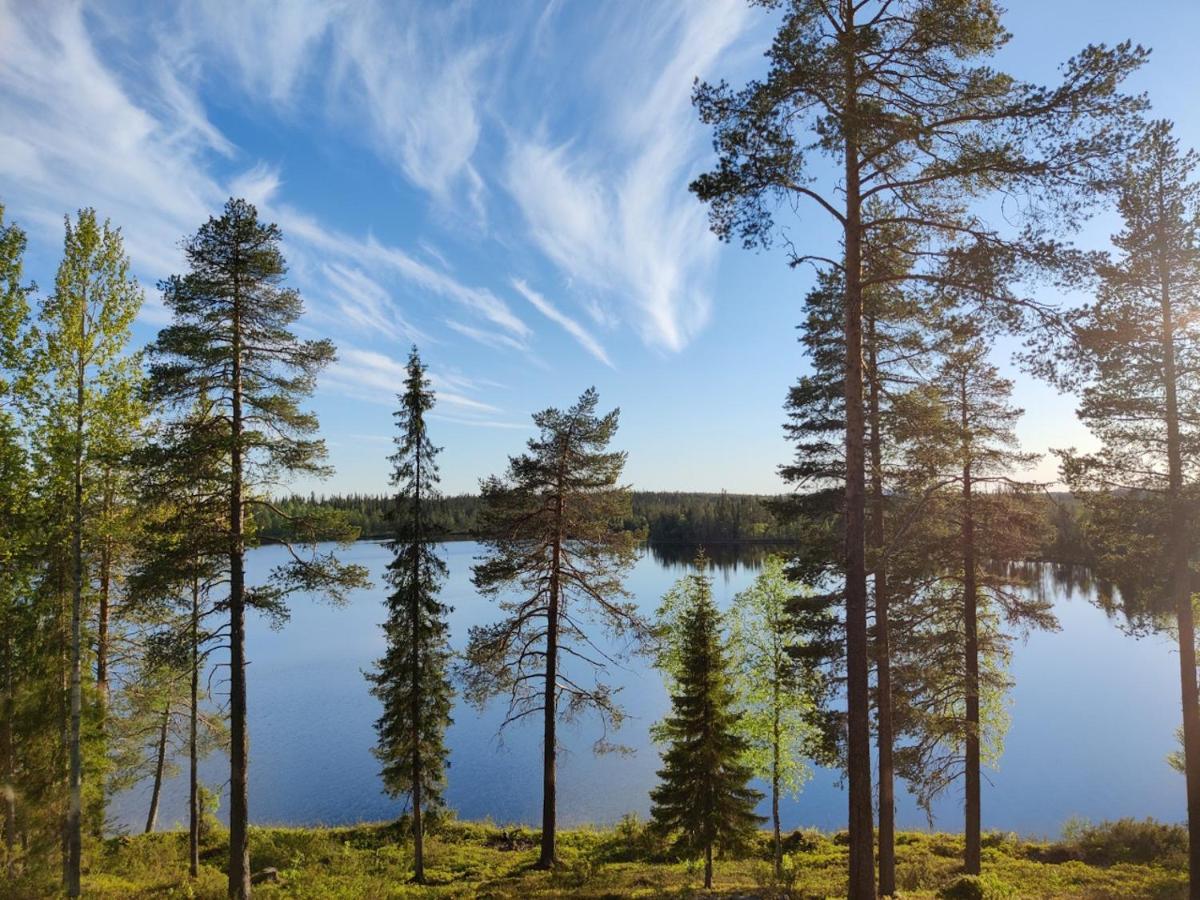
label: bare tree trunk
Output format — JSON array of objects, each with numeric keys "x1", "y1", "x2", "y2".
[
  {"x1": 840, "y1": 5, "x2": 875, "y2": 893},
  {"x1": 961, "y1": 374, "x2": 981, "y2": 876},
  {"x1": 868, "y1": 314, "x2": 895, "y2": 896},
  {"x1": 67, "y1": 342, "x2": 84, "y2": 898},
  {"x1": 228, "y1": 292, "x2": 252, "y2": 899},
  {"x1": 772, "y1": 698, "x2": 782, "y2": 880},
  {"x1": 1158, "y1": 263, "x2": 1200, "y2": 900},
  {"x1": 94, "y1": 489, "x2": 112, "y2": 841},
  {"x1": 189, "y1": 578, "x2": 200, "y2": 878},
  {"x1": 537, "y1": 512, "x2": 562, "y2": 869},
  {"x1": 704, "y1": 840, "x2": 713, "y2": 890},
  {"x1": 2, "y1": 627, "x2": 16, "y2": 879},
  {"x1": 145, "y1": 704, "x2": 170, "y2": 834},
  {"x1": 410, "y1": 450, "x2": 425, "y2": 884}
]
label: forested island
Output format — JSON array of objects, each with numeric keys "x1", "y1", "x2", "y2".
[{"x1": 1, "y1": 2, "x2": 1198, "y2": 900}]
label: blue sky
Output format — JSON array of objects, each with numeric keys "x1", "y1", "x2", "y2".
[{"x1": 1, "y1": 1, "x2": 1198, "y2": 496}]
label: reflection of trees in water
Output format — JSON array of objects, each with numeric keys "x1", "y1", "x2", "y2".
[
  {"x1": 997, "y1": 559, "x2": 1144, "y2": 634},
  {"x1": 644, "y1": 542, "x2": 794, "y2": 576}
]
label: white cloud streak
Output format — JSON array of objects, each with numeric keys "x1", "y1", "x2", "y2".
[
  {"x1": 512, "y1": 278, "x2": 612, "y2": 368},
  {"x1": 504, "y1": 0, "x2": 752, "y2": 352}
]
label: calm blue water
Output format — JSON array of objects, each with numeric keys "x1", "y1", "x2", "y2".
[{"x1": 113, "y1": 542, "x2": 1186, "y2": 838}]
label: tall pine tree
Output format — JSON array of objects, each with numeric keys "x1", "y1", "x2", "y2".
[
  {"x1": 650, "y1": 560, "x2": 763, "y2": 890},
  {"x1": 149, "y1": 198, "x2": 368, "y2": 898},
  {"x1": 1053, "y1": 122, "x2": 1200, "y2": 896},
  {"x1": 692, "y1": 4, "x2": 1143, "y2": 893},
  {"x1": 463, "y1": 388, "x2": 645, "y2": 868},
  {"x1": 367, "y1": 346, "x2": 453, "y2": 884}
]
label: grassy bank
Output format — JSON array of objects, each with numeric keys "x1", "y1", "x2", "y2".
[{"x1": 24, "y1": 817, "x2": 1189, "y2": 898}]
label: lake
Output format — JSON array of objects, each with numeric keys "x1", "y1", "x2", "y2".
[{"x1": 112, "y1": 540, "x2": 1186, "y2": 838}]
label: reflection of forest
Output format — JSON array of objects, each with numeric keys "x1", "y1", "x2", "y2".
[{"x1": 643, "y1": 541, "x2": 792, "y2": 572}]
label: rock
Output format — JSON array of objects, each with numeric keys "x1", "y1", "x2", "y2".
[{"x1": 251, "y1": 866, "x2": 281, "y2": 885}]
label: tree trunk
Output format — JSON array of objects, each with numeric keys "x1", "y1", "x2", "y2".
[
  {"x1": 840, "y1": 5, "x2": 875, "y2": 895},
  {"x1": 704, "y1": 840, "x2": 713, "y2": 890},
  {"x1": 189, "y1": 578, "x2": 200, "y2": 878},
  {"x1": 67, "y1": 341, "x2": 84, "y2": 898},
  {"x1": 94, "y1": 490, "x2": 111, "y2": 841},
  {"x1": 228, "y1": 291, "x2": 252, "y2": 899},
  {"x1": 772, "y1": 702, "x2": 782, "y2": 880},
  {"x1": 538, "y1": 521, "x2": 562, "y2": 869},
  {"x1": 2, "y1": 627, "x2": 15, "y2": 879},
  {"x1": 1158, "y1": 262, "x2": 1200, "y2": 900},
  {"x1": 868, "y1": 314, "x2": 896, "y2": 896},
  {"x1": 961, "y1": 374, "x2": 982, "y2": 876},
  {"x1": 145, "y1": 704, "x2": 170, "y2": 834},
  {"x1": 410, "y1": 451, "x2": 425, "y2": 884}
]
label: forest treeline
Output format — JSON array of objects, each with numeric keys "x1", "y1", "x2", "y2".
[
  {"x1": 254, "y1": 490, "x2": 796, "y2": 544},
  {"x1": 252, "y1": 490, "x2": 1093, "y2": 560}
]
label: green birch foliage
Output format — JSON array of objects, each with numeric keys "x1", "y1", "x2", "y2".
[
  {"x1": 727, "y1": 556, "x2": 816, "y2": 801},
  {"x1": 367, "y1": 346, "x2": 454, "y2": 815},
  {"x1": 650, "y1": 563, "x2": 763, "y2": 870},
  {"x1": 37, "y1": 208, "x2": 143, "y2": 885},
  {"x1": 0, "y1": 203, "x2": 37, "y2": 882}
]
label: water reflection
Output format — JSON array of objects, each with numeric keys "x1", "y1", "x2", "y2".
[
  {"x1": 110, "y1": 542, "x2": 1186, "y2": 836},
  {"x1": 644, "y1": 541, "x2": 792, "y2": 572}
]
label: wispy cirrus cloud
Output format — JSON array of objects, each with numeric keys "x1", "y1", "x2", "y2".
[
  {"x1": 503, "y1": 0, "x2": 752, "y2": 353},
  {"x1": 512, "y1": 278, "x2": 612, "y2": 368}
]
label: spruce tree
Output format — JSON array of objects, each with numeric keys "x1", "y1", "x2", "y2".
[
  {"x1": 149, "y1": 198, "x2": 368, "y2": 898},
  {"x1": 650, "y1": 560, "x2": 763, "y2": 890},
  {"x1": 462, "y1": 388, "x2": 645, "y2": 868},
  {"x1": 891, "y1": 324, "x2": 1052, "y2": 873},
  {"x1": 367, "y1": 346, "x2": 453, "y2": 884}
]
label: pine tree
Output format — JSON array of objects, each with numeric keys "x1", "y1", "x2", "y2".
[
  {"x1": 128, "y1": 394, "x2": 229, "y2": 878},
  {"x1": 463, "y1": 388, "x2": 645, "y2": 868},
  {"x1": 650, "y1": 560, "x2": 763, "y2": 890},
  {"x1": 367, "y1": 346, "x2": 453, "y2": 884},
  {"x1": 148, "y1": 198, "x2": 368, "y2": 898},
  {"x1": 37, "y1": 209, "x2": 142, "y2": 896},
  {"x1": 891, "y1": 324, "x2": 1052, "y2": 873},
  {"x1": 1052, "y1": 121, "x2": 1200, "y2": 897},
  {"x1": 691, "y1": 5, "x2": 1143, "y2": 893}
]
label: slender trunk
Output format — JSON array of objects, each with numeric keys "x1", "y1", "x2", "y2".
[
  {"x1": 145, "y1": 704, "x2": 170, "y2": 834},
  {"x1": 705, "y1": 840, "x2": 713, "y2": 890},
  {"x1": 94, "y1": 491, "x2": 111, "y2": 841},
  {"x1": 2, "y1": 626, "x2": 15, "y2": 878},
  {"x1": 228, "y1": 283, "x2": 252, "y2": 899},
  {"x1": 410, "y1": 450, "x2": 425, "y2": 884},
  {"x1": 1158, "y1": 255, "x2": 1200, "y2": 899},
  {"x1": 67, "y1": 329, "x2": 85, "y2": 898},
  {"x1": 189, "y1": 577, "x2": 200, "y2": 878},
  {"x1": 96, "y1": 481, "x2": 112, "y2": 706},
  {"x1": 868, "y1": 314, "x2": 895, "y2": 896},
  {"x1": 840, "y1": 5, "x2": 875, "y2": 895},
  {"x1": 772, "y1": 694, "x2": 782, "y2": 880},
  {"x1": 538, "y1": 502, "x2": 562, "y2": 869},
  {"x1": 961, "y1": 374, "x2": 981, "y2": 876}
]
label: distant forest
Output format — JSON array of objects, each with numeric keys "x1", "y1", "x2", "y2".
[{"x1": 253, "y1": 489, "x2": 1092, "y2": 562}]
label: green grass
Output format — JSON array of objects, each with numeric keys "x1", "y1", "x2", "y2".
[{"x1": 5, "y1": 817, "x2": 1189, "y2": 898}]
